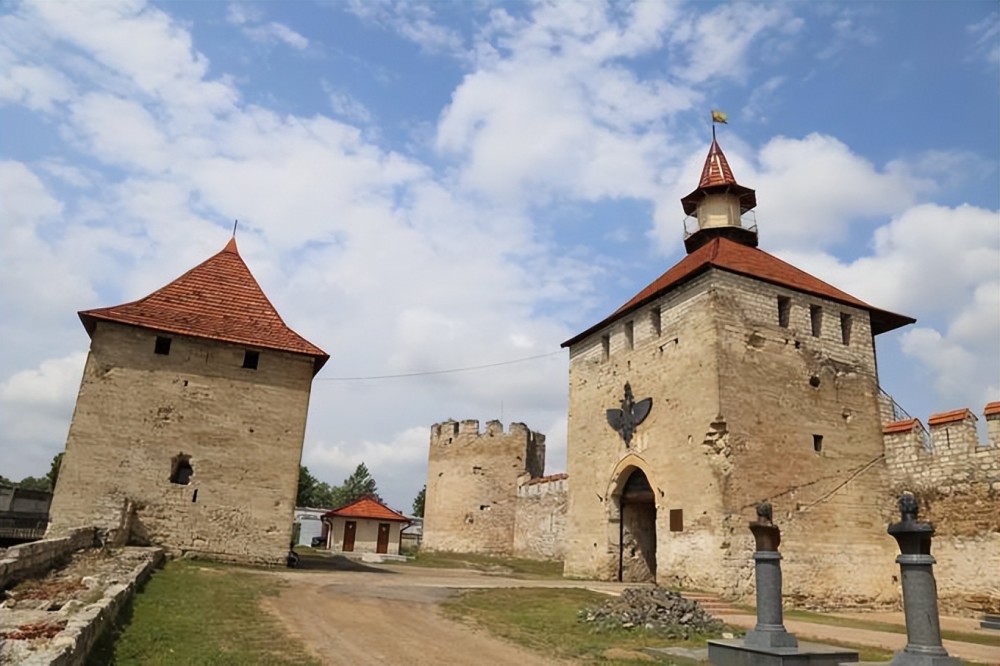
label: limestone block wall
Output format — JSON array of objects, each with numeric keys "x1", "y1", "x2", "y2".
[
  {"x1": 423, "y1": 419, "x2": 545, "y2": 555},
  {"x1": 711, "y1": 271, "x2": 897, "y2": 605},
  {"x1": 513, "y1": 474, "x2": 568, "y2": 561},
  {"x1": 48, "y1": 321, "x2": 315, "y2": 565},
  {"x1": 564, "y1": 272, "x2": 730, "y2": 586},
  {"x1": 883, "y1": 403, "x2": 1000, "y2": 613},
  {"x1": 0, "y1": 528, "x2": 97, "y2": 590}
]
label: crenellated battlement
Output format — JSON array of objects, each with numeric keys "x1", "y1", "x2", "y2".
[
  {"x1": 883, "y1": 401, "x2": 1000, "y2": 493},
  {"x1": 430, "y1": 419, "x2": 539, "y2": 445}
]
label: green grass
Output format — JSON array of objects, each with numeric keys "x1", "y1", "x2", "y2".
[
  {"x1": 88, "y1": 560, "x2": 319, "y2": 666},
  {"x1": 401, "y1": 550, "x2": 564, "y2": 578},
  {"x1": 442, "y1": 587, "x2": 726, "y2": 665},
  {"x1": 783, "y1": 609, "x2": 1000, "y2": 648}
]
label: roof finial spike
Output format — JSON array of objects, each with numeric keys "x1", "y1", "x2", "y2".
[{"x1": 232, "y1": 219, "x2": 238, "y2": 238}]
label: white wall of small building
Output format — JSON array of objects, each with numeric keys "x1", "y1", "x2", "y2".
[{"x1": 325, "y1": 516, "x2": 404, "y2": 555}]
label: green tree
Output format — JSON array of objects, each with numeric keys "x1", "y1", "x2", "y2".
[
  {"x1": 47, "y1": 452, "x2": 64, "y2": 491},
  {"x1": 16, "y1": 476, "x2": 50, "y2": 491},
  {"x1": 296, "y1": 465, "x2": 337, "y2": 508},
  {"x1": 412, "y1": 485, "x2": 425, "y2": 518},
  {"x1": 330, "y1": 463, "x2": 379, "y2": 508},
  {"x1": 297, "y1": 465, "x2": 320, "y2": 507}
]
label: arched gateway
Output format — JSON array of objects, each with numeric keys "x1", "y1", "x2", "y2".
[{"x1": 612, "y1": 466, "x2": 657, "y2": 582}]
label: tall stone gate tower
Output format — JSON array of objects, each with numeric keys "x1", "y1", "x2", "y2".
[
  {"x1": 562, "y1": 138, "x2": 915, "y2": 603},
  {"x1": 47, "y1": 238, "x2": 328, "y2": 564}
]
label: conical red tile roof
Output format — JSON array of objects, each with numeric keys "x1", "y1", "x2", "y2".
[
  {"x1": 698, "y1": 138, "x2": 738, "y2": 189},
  {"x1": 324, "y1": 496, "x2": 409, "y2": 522},
  {"x1": 680, "y1": 138, "x2": 756, "y2": 215},
  {"x1": 79, "y1": 238, "x2": 329, "y2": 373},
  {"x1": 562, "y1": 237, "x2": 914, "y2": 347}
]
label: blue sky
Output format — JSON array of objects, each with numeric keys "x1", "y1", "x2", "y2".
[{"x1": 1, "y1": 0, "x2": 997, "y2": 513}]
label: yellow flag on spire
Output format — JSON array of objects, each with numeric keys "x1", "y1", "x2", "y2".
[{"x1": 711, "y1": 109, "x2": 728, "y2": 124}]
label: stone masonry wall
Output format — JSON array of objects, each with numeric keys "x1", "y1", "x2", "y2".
[
  {"x1": 0, "y1": 528, "x2": 97, "y2": 591},
  {"x1": 564, "y1": 271, "x2": 730, "y2": 586},
  {"x1": 513, "y1": 474, "x2": 568, "y2": 561},
  {"x1": 47, "y1": 321, "x2": 314, "y2": 565},
  {"x1": 423, "y1": 420, "x2": 545, "y2": 555},
  {"x1": 564, "y1": 266, "x2": 906, "y2": 606},
  {"x1": 883, "y1": 403, "x2": 1000, "y2": 613},
  {"x1": 711, "y1": 270, "x2": 898, "y2": 606}
]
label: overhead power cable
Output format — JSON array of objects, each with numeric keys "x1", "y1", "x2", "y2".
[{"x1": 316, "y1": 350, "x2": 563, "y2": 381}]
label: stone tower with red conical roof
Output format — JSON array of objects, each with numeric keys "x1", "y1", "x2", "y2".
[
  {"x1": 561, "y1": 137, "x2": 915, "y2": 604},
  {"x1": 48, "y1": 238, "x2": 328, "y2": 564}
]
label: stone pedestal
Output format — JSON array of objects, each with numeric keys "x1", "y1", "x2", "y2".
[
  {"x1": 708, "y1": 640, "x2": 859, "y2": 666},
  {"x1": 744, "y1": 551, "x2": 797, "y2": 649},
  {"x1": 708, "y1": 501, "x2": 858, "y2": 666},
  {"x1": 887, "y1": 495, "x2": 961, "y2": 666}
]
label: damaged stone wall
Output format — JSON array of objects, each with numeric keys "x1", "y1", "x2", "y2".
[
  {"x1": 422, "y1": 419, "x2": 545, "y2": 555},
  {"x1": 564, "y1": 272, "x2": 730, "y2": 587},
  {"x1": 512, "y1": 474, "x2": 568, "y2": 561},
  {"x1": 710, "y1": 270, "x2": 898, "y2": 606},
  {"x1": 0, "y1": 528, "x2": 97, "y2": 591},
  {"x1": 47, "y1": 321, "x2": 312, "y2": 565},
  {"x1": 883, "y1": 404, "x2": 1000, "y2": 614}
]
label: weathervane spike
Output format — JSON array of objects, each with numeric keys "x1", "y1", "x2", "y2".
[{"x1": 232, "y1": 219, "x2": 238, "y2": 237}]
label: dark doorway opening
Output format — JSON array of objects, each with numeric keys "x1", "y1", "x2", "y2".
[{"x1": 617, "y1": 468, "x2": 657, "y2": 583}]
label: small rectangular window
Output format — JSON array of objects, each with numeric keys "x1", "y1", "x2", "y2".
[
  {"x1": 840, "y1": 313, "x2": 852, "y2": 345},
  {"x1": 601, "y1": 334, "x2": 610, "y2": 361},
  {"x1": 154, "y1": 336, "x2": 172, "y2": 355},
  {"x1": 777, "y1": 296, "x2": 790, "y2": 328},
  {"x1": 650, "y1": 308, "x2": 661, "y2": 336},
  {"x1": 669, "y1": 509, "x2": 683, "y2": 532},
  {"x1": 625, "y1": 321, "x2": 634, "y2": 350},
  {"x1": 242, "y1": 350, "x2": 260, "y2": 370},
  {"x1": 810, "y1": 305, "x2": 823, "y2": 337},
  {"x1": 813, "y1": 434, "x2": 823, "y2": 453}
]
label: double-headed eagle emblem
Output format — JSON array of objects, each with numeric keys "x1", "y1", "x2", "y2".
[{"x1": 606, "y1": 382, "x2": 652, "y2": 447}]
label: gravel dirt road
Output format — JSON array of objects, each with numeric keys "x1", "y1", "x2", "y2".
[{"x1": 261, "y1": 559, "x2": 627, "y2": 666}]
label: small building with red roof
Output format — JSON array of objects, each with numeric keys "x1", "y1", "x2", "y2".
[
  {"x1": 561, "y1": 134, "x2": 915, "y2": 605},
  {"x1": 321, "y1": 495, "x2": 410, "y2": 556},
  {"x1": 47, "y1": 237, "x2": 328, "y2": 565}
]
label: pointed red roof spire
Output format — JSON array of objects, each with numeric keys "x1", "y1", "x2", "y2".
[
  {"x1": 79, "y1": 239, "x2": 329, "y2": 374},
  {"x1": 698, "y1": 138, "x2": 738, "y2": 189},
  {"x1": 680, "y1": 138, "x2": 757, "y2": 216}
]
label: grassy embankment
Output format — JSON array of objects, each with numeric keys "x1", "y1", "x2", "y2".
[
  {"x1": 401, "y1": 549, "x2": 564, "y2": 577},
  {"x1": 443, "y1": 587, "x2": 719, "y2": 665},
  {"x1": 88, "y1": 560, "x2": 318, "y2": 666}
]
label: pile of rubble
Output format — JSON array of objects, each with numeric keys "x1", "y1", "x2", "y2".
[{"x1": 580, "y1": 587, "x2": 727, "y2": 639}]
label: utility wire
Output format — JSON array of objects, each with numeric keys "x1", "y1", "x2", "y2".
[{"x1": 317, "y1": 350, "x2": 564, "y2": 381}]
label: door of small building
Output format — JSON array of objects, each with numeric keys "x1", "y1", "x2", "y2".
[
  {"x1": 376, "y1": 523, "x2": 390, "y2": 554},
  {"x1": 342, "y1": 521, "x2": 356, "y2": 552}
]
